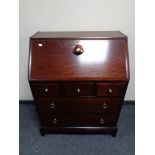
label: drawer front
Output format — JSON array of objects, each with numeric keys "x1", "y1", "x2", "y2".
[
  {"x1": 31, "y1": 83, "x2": 60, "y2": 97},
  {"x1": 40, "y1": 114, "x2": 117, "y2": 127},
  {"x1": 64, "y1": 82, "x2": 94, "y2": 96},
  {"x1": 96, "y1": 83, "x2": 126, "y2": 97},
  {"x1": 36, "y1": 98, "x2": 122, "y2": 114}
]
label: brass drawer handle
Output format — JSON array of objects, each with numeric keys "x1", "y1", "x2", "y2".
[
  {"x1": 102, "y1": 102, "x2": 108, "y2": 109},
  {"x1": 77, "y1": 88, "x2": 80, "y2": 93},
  {"x1": 52, "y1": 118, "x2": 57, "y2": 124},
  {"x1": 100, "y1": 118, "x2": 104, "y2": 124},
  {"x1": 109, "y1": 88, "x2": 112, "y2": 93},
  {"x1": 50, "y1": 102, "x2": 55, "y2": 109},
  {"x1": 45, "y1": 88, "x2": 48, "y2": 92}
]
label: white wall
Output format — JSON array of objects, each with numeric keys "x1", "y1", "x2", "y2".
[{"x1": 19, "y1": 0, "x2": 135, "y2": 100}]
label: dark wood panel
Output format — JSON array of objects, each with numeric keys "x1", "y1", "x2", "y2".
[
  {"x1": 30, "y1": 83, "x2": 60, "y2": 97},
  {"x1": 36, "y1": 97, "x2": 122, "y2": 114},
  {"x1": 40, "y1": 127, "x2": 118, "y2": 137},
  {"x1": 40, "y1": 114, "x2": 117, "y2": 127},
  {"x1": 96, "y1": 83, "x2": 127, "y2": 97},
  {"x1": 29, "y1": 37, "x2": 129, "y2": 81},
  {"x1": 64, "y1": 82, "x2": 94, "y2": 96}
]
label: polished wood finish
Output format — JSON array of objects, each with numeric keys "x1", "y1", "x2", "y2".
[
  {"x1": 40, "y1": 127, "x2": 118, "y2": 137},
  {"x1": 96, "y1": 83, "x2": 127, "y2": 97},
  {"x1": 64, "y1": 82, "x2": 94, "y2": 96},
  {"x1": 40, "y1": 114, "x2": 117, "y2": 127},
  {"x1": 30, "y1": 83, "x2": 60, "y2": 97},
  {"x1": 36, "y1": 97, "x2": 122, "y2": 114},
  {"x1": 28, "y1": 31, "x2": 130, "y2": 137},
  {"x1": 29, "y1": 35, "x2": 129, "y2": 81}
]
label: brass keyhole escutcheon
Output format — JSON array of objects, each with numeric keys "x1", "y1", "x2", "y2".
[{"x1": 38, "y1": 43, "x2": 43, "y2": 47}]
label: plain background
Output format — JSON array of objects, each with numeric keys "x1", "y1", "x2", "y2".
[{"x1": 19, "y1": 0, "x2": 135, "y2": 100}]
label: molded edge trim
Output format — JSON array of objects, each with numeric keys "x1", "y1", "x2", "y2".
[{"x1": 19, "y1": 100, "x2": 135, "y2": 105}]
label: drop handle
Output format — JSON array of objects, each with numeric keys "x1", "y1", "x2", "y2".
[
  {"x1": 102, "y1": 103, "x2": 108, "y2": 109},
  {"x1": 52, "y1": 118, "x2": 57, "y2": 124},
  {"x1": 100, "y1": 118, "x2": 104, "y2": 124},
  {"x1": 50, "y1": 102, "x2": 55, "y2": 109},
  {"x1": 77, "y1": 88, "x2": 80, "y2": 93}
]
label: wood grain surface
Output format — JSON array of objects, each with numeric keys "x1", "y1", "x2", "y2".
[{"x1": 29, "y1": 32, "x2": 129, "y2": 81}]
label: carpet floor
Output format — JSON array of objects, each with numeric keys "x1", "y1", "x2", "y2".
[{"x1": 19, "y1": 103, "x2": 135, "y2": 155}]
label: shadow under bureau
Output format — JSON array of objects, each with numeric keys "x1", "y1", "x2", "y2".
[{"x1": 28, "y1": 31, "x2": 130, "y2": 137}]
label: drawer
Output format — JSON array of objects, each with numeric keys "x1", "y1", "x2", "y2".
[
  {"x1": 30, "y1": 83, "x2": 60, "y2": 97},
  {"x1": 64, "y1": 82, "x2": 94, "y2": 96},
  {"x1": 40, "y1": 114, "x2": 117, "y2": 127},
  {"x1": 96, "y1": 83, "x2": 126, "y2": 97},
  {"x1": 36, "y1": 97, "x2": 122, "y2": 114}
]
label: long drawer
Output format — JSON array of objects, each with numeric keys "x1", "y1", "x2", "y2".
[
  {"x1": 36, "y1": 97, "x2": 122, "y2": 114},
  {"x1": 40, "y1": 114, "x2": 117, "y2": 127}
]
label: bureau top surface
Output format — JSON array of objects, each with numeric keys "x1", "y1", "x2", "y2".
[
  {"x1": 31, "y1": 31, "x2": 127, "y2": 39},
  {"x1": 29, "y1": 31, "x2": 129, "y2": 81}
]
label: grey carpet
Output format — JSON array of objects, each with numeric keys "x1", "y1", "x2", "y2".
[{"x1": 19, "y1": 103, "x2": 135, "y2": 155}]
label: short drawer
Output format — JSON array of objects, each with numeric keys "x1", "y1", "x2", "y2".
[
  {"x1": 64, "y1": 82, "x2": 94, "y2": 96},
  {"x1": 30, "y1": 83, "x2": 60, "y2": 97},
  {"x1": 96, "y1": 83, "x2": 127, "y2": 97},
  {"x1": 36, "y1": 97, "x2": 122, "y2": 114},
  {"x1": 40, "y1": 114, "x2": 117, "y2": 127}
]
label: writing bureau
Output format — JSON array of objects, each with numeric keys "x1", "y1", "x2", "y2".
[{"x1": 28, "y1": 31, "x2": 130, "y2": 137}]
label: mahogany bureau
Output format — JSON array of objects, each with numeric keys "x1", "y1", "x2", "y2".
[{"x1": 28, "y1": 31, "x2": 130, "y2": 137}]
